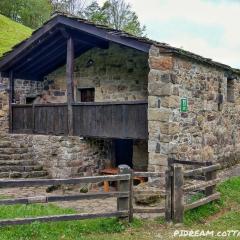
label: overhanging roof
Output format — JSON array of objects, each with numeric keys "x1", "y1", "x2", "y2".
[{"x1": 0, "y1": 12, "x2": 239, "y2": 81}]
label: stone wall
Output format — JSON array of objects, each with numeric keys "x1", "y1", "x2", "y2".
[
  {"x1": 3, "y1": 134, "x2": 112, "y2": 178},
  {"x1": 46, "y1": 43, "x2": 149, "y2": 102},
  {"x1": 148, "y1": 45, "x2": 240, "y2": 173}
]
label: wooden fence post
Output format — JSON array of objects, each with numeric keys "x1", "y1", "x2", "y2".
[
  {"x1": 117, "y1": 165, "x2": 133, "y2": 222},
  {"x1": 165, "y1": 169, "x2": 172, "y2": 221},
  {"x1": 172, "y1": 164, "x2": 184, "y2": 223},
  {"x1": 205, "y1": 161, "x2": 216, "y2": 196}
]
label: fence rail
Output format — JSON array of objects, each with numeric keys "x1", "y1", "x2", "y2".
[
  {"x1": 169, "y1": 161, "x2": 221, "y2": 223},
  {"x1": 0, "y1": 161, "x2": 222, "y2": 226}
]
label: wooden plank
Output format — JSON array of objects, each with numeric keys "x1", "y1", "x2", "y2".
[
  {"x1": 183, "y1": 178, "x2": 221, "y2": 192},
  {"x1": 72, "y1": 100, "x2": 147, "y2": 106},
  {"x1": 173, "y1": 159, "x2": 207, "y2": 166},
  {"x1": 58, "y1": 16, "x2": 150, "y2": 53},
  {"x1": 66, "y1": 36, "x2": 74, "y2": 136},
  {"x1": 172, "y1": 164, "x2": 184, "y2": 223},
  {"x1": 0, "y1": 211, "x2": 128, "y2": 227},
  {"x1": 133, "y1": 172, "x2": 165, "y2": 178},
  {"x1": 0, "y1": 192, "x2": 129, "y2": 205},
  {"x1": 0, "y1": 174, "x2": 131, "y2": 188},
  {"x1": 165, "y1": 169, "x2": 172, "y2": 221},
  {"x1": 8, "y1": 71, "x2": 14, "y2": 133},
  {"x1": 133, "y1": 208, "x2": 165, "y2": 214},
  {"x1": 184, "y1": 193, "x2": 220, "y2": 211},
  {"x1": 184, "y1": 164, "x2": 221, "y2": 177},
  {"x1": 117, "y1": 165, "x2": 131, "y2": 222},
  {"x1": 205, "y1": 162, "x2": 217, "y2": 196}
]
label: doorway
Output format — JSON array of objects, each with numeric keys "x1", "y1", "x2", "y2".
[{"x1": 114, "y1": 139, "x2": 133, "y2": 168}]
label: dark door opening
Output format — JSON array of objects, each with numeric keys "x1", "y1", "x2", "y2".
[{"x1": 114, "y1": 139, "x2": 133, "y2": 168}]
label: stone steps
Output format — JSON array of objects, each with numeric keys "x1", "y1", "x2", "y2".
[
  {"x1": 0, "y1": 170, "x2": 48, "y2": 178},
  {"x1": 0, "y1": 165, "x2": 43, "y2": 172},
  {"x1": 0, "y1": 153, "x2": 33, "y2": 160},
  {"x1": 0, "y1": 160, "x2": 35, "y2": 166},
  {"x1": 0, "y1": 137, "x2": 48, "y2": 179},
  {"x1": 0, "y1": 148, "x2": 29, "y2": 154}
]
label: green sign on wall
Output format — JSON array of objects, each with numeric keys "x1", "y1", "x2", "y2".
[{"x1": 180, "y1": 97, "x2": 188, "y2": 112}]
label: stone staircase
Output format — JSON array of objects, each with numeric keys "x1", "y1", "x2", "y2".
[{"x1": 0, "y1": 138, "x2": 48, "y2": 178}]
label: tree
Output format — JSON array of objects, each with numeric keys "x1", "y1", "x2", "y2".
[
  {"x1": 83, "y1": 0, "x2": 146, "y2": 37},
  {"x1": 50, "y1": 0, "x2": 89, "y2": 15},
  {"x1": 0, "y1": 0, "x2": 52, "y2": 29}
]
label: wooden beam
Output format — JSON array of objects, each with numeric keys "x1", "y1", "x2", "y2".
[
  {"x1": 184, "y1": 193, "x2": 220, "y2": 211},
  {"x1": 13, "y1": 36, "x2": 65, "y2": 72},
  {"x1": 58, "y1": 16, "x2": 151, "y2": 53},
  {"x1": 36, "y1": 45, "x2": 92, "y2": 78},
  {"x1": 172, "y1": 164, "x2": 184, "y2": 223},
  {"x1": 0, "y1": 192, "x2": 129, "y2": 205},
  {"x1": 184, "y1": 164, "x2": 221, "y2": 177},
  {"x1": 8, "y1": 71, "x2": 14, "y2": 133},
  {"x1": 22, "y1": 41, "x2": 67, "y2": 73},
  {"x1": 183, "y1": 178, "x2": 221, "y2": 192},
  {"x1": 133, "y1": 208, "x2": 165, "y2": 214},
  {"x1": 0, "y1": 211, "x2": 128, "y2": 227},
  {"x1": 0, "y1": 174, "x2": 130, "y2": 188},
  {"x1": 66, "y1": 36, "x2": 74, "y2": 135}
]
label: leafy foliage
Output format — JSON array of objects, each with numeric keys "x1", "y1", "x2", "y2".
[
  {"x1": 0, "y1": 0, "x2": 52, "y2": 29},
  {"x1": 82, "y1": 0, "x2": 146, "y2": 36}
]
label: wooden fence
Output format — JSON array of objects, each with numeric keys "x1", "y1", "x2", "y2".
[
  {"x1": 167, "y1": 160, "x2": 221, "y2": 223},
  {"x1": 0, "y1": 163, "x2": 221, "y2": 226}
]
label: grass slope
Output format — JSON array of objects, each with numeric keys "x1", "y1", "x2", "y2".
[{"x1": 0, "y1": 14, "x2": 32, "y2": 57}]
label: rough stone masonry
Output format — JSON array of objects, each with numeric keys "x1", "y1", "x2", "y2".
[
  {"x1": 148, "y1": 45, "x2": 240, "y2": 178},
  {"x1": 1, "y1": 42, "x2": 240, "y2": 179}
]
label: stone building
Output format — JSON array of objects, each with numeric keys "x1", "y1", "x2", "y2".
[{"x1": 0, "y1": 13, "x2": 240, "y2": 179}]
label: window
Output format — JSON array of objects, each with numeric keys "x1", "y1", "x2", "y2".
[
  {"x1": 26, "y1": 96, "x2": 36, "y2": 104},
  {"x1": 227, "y1": 79, "x2": 235, "y2": 103},
  {"x1": 78, "y1": 88, "x2": 95, "y2": 102}
]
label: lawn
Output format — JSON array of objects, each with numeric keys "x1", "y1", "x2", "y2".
[
  {"x1": 0, "y1": 176, "x2": 239, "y2": 240},
  {"x1": 0, "y1": 14, "x2": 32, "y2": 57}
]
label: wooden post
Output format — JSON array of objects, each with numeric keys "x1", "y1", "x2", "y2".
[
  {"x1": 8, "y1": 71, "x2": 14, "y2": 133},
  {"x1": 205, "y1": 162, "x2": 216, "y2": 196},
  {"x1": 117, "y1": 165, "x2": 133, "y2": 222},
  {"x1": 66, "y1": 37, "x2": 74, "y2": 136},
  {"x1": 172, "y1": 164, "x2": 184, "y2": 223},
  {"x1": 165, "y1": 169, "x2": 172, "y2": 221}
]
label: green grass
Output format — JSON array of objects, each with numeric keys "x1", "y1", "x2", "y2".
[
  {"x1": 184, "y1": 176, "x2": 240, "y2": 225},
  {"x1": 0, "y1": 203, "x2": 142, "y2": 240},
  {"x1": 0, "y1": 14, "x2": 32, "y2": 57}
]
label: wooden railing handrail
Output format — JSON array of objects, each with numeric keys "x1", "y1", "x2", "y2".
[
  {"x1": 0, "y1": 174, "x2": 131, "y2": 188},
  {"x1": 184, "y1": 164, "x2": 221, "y2": 177},
  {"x1": 0, "y1": 191, "x2": 129, "y2": 206}
]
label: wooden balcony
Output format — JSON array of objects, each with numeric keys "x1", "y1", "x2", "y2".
[{"x1": 11, "y1": 101, "x2": 148, "y2": 140}]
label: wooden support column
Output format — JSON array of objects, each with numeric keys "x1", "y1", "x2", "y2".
[
  {"x1": 8, "y1": 71, "x2": 14, "y2": 133},
  {"x1": 66, "y1": 37, "x2": 74, "y2": 135}
]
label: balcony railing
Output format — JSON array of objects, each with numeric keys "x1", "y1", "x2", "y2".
[{"x1": 11, "y1": 101, "x2": 148, "y2": 139}]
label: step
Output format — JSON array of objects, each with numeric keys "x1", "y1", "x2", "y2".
[
  {"x1": 0, "y1": 165, "x2": 43, "y2": 172},
  {"x1": 0, "y1": 160, "x2": 36, "y2": 166},
  {"x1": 0, "y1": 153, "x2": 33, "y2": 160},
  {"x1": 0, "y1": 141, "x2": 12, "y2": 148},
  {"x1": 0, "y1": 171, "x2": 48, "y2": 178},
  {"x1": 0, "y1": 148, "x2": 29, "y2": 155}
]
